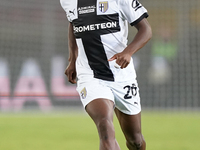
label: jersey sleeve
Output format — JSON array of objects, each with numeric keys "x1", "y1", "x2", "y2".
[
  {"x1": 60, "y1": 0, "x2": 72, "y2": 22},
  {"x1": 119, "y1": 0, "x2": 148, "y2": 26}
]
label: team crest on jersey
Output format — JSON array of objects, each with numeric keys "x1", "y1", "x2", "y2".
[
  {"x1": 80, "y1": 87, "x2": 87, "y2": 99},
  {"x1": 99, "y1": 1, "x2": 108, "y2": 13}
]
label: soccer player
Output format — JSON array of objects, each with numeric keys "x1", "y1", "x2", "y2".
[{"x1": 60, "y1": 0, "x2": 152, "y2": 150}]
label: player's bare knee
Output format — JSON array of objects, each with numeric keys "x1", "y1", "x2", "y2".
[
  {"x1": 126, "y1": 133, "x2": 144, "y2": 150},
  {"x1": 126, "y1": 140, "x2": 142, "y2": 150}
]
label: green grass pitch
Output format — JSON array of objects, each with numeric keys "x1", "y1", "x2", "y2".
[{"x1": 0, "y1": 111, "x2": 199, "y2": 150}]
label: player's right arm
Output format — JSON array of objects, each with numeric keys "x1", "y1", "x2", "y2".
[{"x1": 65, "y1": 22, "x2": 78, "y2": 84}]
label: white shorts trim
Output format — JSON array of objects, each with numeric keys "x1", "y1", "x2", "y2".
[{"x1": 76, "y1": 78, "x2": 141, "y2": 115}]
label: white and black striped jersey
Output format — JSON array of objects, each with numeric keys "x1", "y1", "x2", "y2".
[{"x1": 60, "y1": 0, "x2": 148, "y2": 82}]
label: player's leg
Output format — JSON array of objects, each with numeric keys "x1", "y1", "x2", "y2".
[
  {"x1": 86, "y1": 98, "x2": 120, "y2": 150},
  {"x1": 115, "y1": 109, "x2": 146, "y2": 150}
]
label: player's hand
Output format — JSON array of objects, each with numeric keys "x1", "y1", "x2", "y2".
[
  {"x1": 108, "y1": 52, "x2": 132, "y2": 69},
  {"x1": 65, "y1": 62, "x2": 77, "y2": 84}
]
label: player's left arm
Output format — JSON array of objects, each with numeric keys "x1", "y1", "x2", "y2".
[
  {"x1": 65, "y1": 22, "x2": 78, "y2": 84},
  {"x1": 109, "y1": 18, "x2": 152, "y2": 69}
]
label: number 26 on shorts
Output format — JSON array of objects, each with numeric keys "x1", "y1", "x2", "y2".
[{"x1": 123, "y1": 84, "x2": 137, "y2": 99}]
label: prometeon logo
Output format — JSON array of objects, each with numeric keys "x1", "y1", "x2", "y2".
[
  {"x1": 78, "y1": 5, "x2": 96, "y2": 15},
  {"x1": 73, "y1": 21, "x2": 117, "y2": 33}
]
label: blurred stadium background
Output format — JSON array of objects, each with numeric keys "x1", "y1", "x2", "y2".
[
  {"x1": 0, "y1": 0, "x2": 200, "y2": 150},
  {"x1": 0, "y1": 0, "x2": 199, "y2": 111}
]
